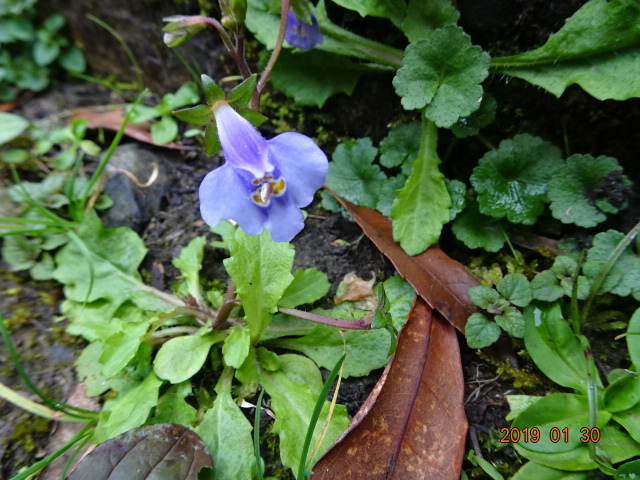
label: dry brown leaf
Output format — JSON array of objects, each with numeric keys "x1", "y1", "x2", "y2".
[
  {"x1": 325, "y1": 188, "x2": 479, "y2": 333},
  {"x1": 312, "y1": 298, "x2": 467, "y2": 479},
  {"x1": 68, "y1": 109, "x2": 194, "y2": 150},
  {"x1": 335, "y1": 271, "x2": 377, "y2": 310}
]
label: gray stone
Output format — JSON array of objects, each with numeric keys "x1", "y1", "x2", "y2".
[{"x1": 100, "y1": 143, "x2": 175, "y2": 233}]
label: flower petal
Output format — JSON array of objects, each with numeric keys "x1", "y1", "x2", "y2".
[
  {"x1": 213, "y1": 102, "x2": 272, "y2": 178},
  {"x1": 285, "y1": 11, "x2": 323, "y2": 50},
  {"x1": 267, "y1": 132, "x2": 328, "y2": 207},
  {"x1": 264, "y1": 194, "x2": 305, "y2": 242},
  {"x1": 199, "y1": 163, "x2": 265, "y2": 235}
]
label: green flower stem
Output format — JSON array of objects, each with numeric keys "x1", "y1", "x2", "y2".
[
  {"x1": 319, "y1": 22, "x2": 403, "y2": 69},
  {"x1": 80, "y1": 90, "x2": 147, "y2": 213},
  {"x1": 254, "y1": 0, "x2": 291, "y2": 110},
  {"x1": 279, "y1": 307, "x2": 371, "y2": 330}
]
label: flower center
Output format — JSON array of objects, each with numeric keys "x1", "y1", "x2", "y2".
[{"x1": 250, "y1": 173, "x2": 286, "y2": 207}]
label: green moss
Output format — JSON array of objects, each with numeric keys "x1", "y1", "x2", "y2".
[
  {"x1": 9, "y1": 414, "x2": 51, "y2": 454},
  {"x1": 478, "y1": 351, "x2": 544, "y2": 390}
]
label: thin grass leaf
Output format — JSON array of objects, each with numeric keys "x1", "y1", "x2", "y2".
[
  {"x1": 254, "y1": 389, "x2": 265, "y2": 480},
  {"x1": 297, "y1": 353, "x2": 347, "y2": 479}
]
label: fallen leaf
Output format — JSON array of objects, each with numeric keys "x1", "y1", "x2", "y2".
[
  {"x1": 325, "y1": 187, "x2": 478, "y2": 332},
  {"x1": 69, "y1": 109, "x2": 194, "y2": 150},
  {"x1": 335, "y1": 271, "x2": 377, "y2": 310},
  {"x1": 68, "y1": 424, "x2": 212, "y2": 480},
  {"x1": 312, "y1": 298, "x2": 467, "y2": 479}
]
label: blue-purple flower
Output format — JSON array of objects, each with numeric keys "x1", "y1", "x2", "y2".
[
  {"x1": 284, "y1": 10, "x2": 323, "y2": 50},
  {"x1": 199, "y1": 101, "x2": 328, "y2": 242}
]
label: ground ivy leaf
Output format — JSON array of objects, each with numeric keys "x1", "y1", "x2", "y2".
[
  {"x1": 495, "y1": 306, "x2": 525, "y2": 338},
  {"x1": 548, "y1": 154, "x2": 630, "y2": 228},
  {"x1": 259, "y1": 368, "x2": 350, "y2": 471},
  {"x1": 451, "y1": 199, "x2": 505, "y2": 252},
  {"x1": 530, "y1": 270, "x2": 564, "y2": 302},
  {"x1": 393, "y1": 25, "x2": 490, "y2": 127},
  {"x1": 154, "y1": 331, "x2": 225, "y2": 384},
  {"x1": 325, "y1": 137, "x2": 386, "y2": 209},
  {"x1": 470, "y1": 134, "x2": 563, "y2": 224},
  {"x1": 268, "y1": 304, "x2": 391, "y2": 377},
  {"x1": 492, "y1": 0, "x2": 640, "y2": 100},
  {"x1": 151, "y1": 381, "x2": 197, "y2": 427},
  {"x1": 445, "y1": 179, "x2": 467, "y2": 221},
  {"x1": 278, "y1": 268, "x2": 331, "y2": 308},
  {"x1": 497, "y1": 273, "x2": 532, "y2": 308},
  {"x1": 224, "y1": 229, "x2": 295, "y2": 341},
  {"x1": 94, "y1": 371, "x2": 164, "y2": 443},
  {"x1": 222, "y1": 326, "x2": 251, "y2": 368},
  {"x1": 468, "y1": 285, "x2": 500, "y2": 310},
  {"x1": 172, "y1": 236, "x2": 206, "y2": 302},
  {"x1": 465, "y1": 312, "x2": 501, "y2": 348},
  {"x1": 587, "y1": 230, "x2": 640, "y2": 300},
  {"x1": 400, "y1": 0, "x2": 459, "y2": 42},
  {"x1": 390, "y1": 120, "x2": 451, "y2": 255},
  {"x1": 269, "y1": 50, "x2": 364, "y2": 107},
  {"x1": 194, "y1": 370, "x2": 254, "y2": 480},
  {"x1": 379, "y1": 122, "x2": 421, "y2": 168}
]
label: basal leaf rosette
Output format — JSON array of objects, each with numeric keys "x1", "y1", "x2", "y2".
[
  {"x1": 548, "y1": 154, "x2": 631, "y2": 228},
  {"x1": 470, "y1": 134, "x2": 562, "y2": 224},
  {"x1": 393, "y1": 25, "x2": 490, "y2": 128}
]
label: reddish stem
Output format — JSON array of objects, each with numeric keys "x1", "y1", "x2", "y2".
[{"x1": 279, "y1": 307, "x2": 371, "y2": 330}]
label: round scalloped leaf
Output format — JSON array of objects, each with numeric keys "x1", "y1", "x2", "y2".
[
  {"x1": 451, "y1": 199, "x2": 505, "y2": 252},
  {"x1": 470, "y1": 134, "x2": 563, "y2": 224},
  {"x1": 587, "y1": 230, "x2": 640, "y2": 301},
  {"x1": 466, "y1": 313, "x2": 501, "y2": 348},
  {"x1": 548, "y1": 154, "x2": 630, "y2": 228},
  {"x1": 68, "y1": 424, "x2": 212, "y2": 480},
  {"x1": 393, "y1": 25, "x2": 490, "y2": 127}
]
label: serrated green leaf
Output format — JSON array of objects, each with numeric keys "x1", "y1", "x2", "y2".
[
  {"x1": 325, "y1": 137, "x2": 385, "y2": 208},
  {"x1": 154, "y1": 331, "x2": 224, "y2": 384},
  {"x1": 259, "y1": 368, "x2": 350, "y2": 471},
  {"x1": 267, "y1": 304, "x2": 391, "y2": 378},
  {"x1": 468, "y1": 285, "x2": 500, "y2": 310},
  {"x1": 495, "y1": 306, "x2": 525, "y2": 337},
  {"x1": 151, "y1": 115, "x2": 178, "y2": 144},
  {"x1": 173, "y1": 104, "x2": 214, "y2": 126},
  {"x1": 548, "y1": 154, "x2": 630, "y2": 227},
  {"x1": 393, "y1": 25, "x2": 490, "y2": 127},
  {"x1": 445, "y1": 178, "x2": 467, "y2": 221},
  {"x1": 400, "y1": 0, "x2": 459, "y2": 42},
  {"x1": 224, "y1": 229, "x2": 295, "y2": 341},
  {"x1": 390, "y1": 120, "x2": 450, "y2": 255},
  {"x1": 194, "y1": 370, "x2": 254, "y2": 480},
  {"x1": 497, "y1": 273, "x2": 532, "y2": 307},
  {"x1": 470, "y1": 134, "x2": 562, "y2": 224},
  {"x1": 382, "y1": 275, "x2": 416, "y2": 331},
  {"x1": 278, "y1": 268, "x2": 330, "y2": 308},
  {"x1": 227, "y1": 74, "x2": 257, "y2": 108},
  {"x1": 269, "y1": 49, "x2": 364, "y2": 107},
  {"x1": 530, "y1": 270, "x2": 564, "y2": 302},
  {"x1": 452, "y1": 199, "x2": 505, "y2": 252},
  {"x1": 465, "y1": 312, "x2": 501, "y2": 348},
  {"x1": 8, "y1": 172, "x2": 65, "y2": 206},
  {"x1": 172, "y1": 236, "x2": 206, "y2": 302},
  {"x1": 52, "y1": 212, "x2": 169, "y2": 311},
  {"x1": 100, "y1": 321, "x2": 150, "y2": 379},
  {"x1": 201, "y1": 74, "x2": 225, "y2": 105},
  {"x1": 94, "y1": 371, "x2": 164, "y2": 443},
  {"x1": 587, "y1": 230, "x2": 640, "y2": 300},
  {"x1": 0, "y1": 112, "x2": 29, "y2": 144},
  {"x1": 379, "y1": 122, "x2": 420, "y2": 169},
  {"x1": 151, "y1": 381, "x2": 197, "y2": 426},
  {"x1": 210, "y1": 219, "x2": 238, "y2": 249},
  {"x1": 492, "y1": 0, "x2": 640, "y2": 100},
  {"x1": 222, "y1": 326, "x2": 251, "y2": 368}
]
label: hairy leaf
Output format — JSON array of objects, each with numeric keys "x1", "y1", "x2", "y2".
[
  {"x1": 470, "y1": 134, "x2": 562, "y2": 224},
  {"x1": 587, "y1": 230, "x2": 640, "y2": 300},
  {"x1": 278, "y1": 267, "x2": 331, "y2": 308},
  {"x1": 400, "y1": 0, "x2": 459, "y2": 42},
  {"x1": 393, "y1": 25, "x2": 490, "y2": 127}
]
